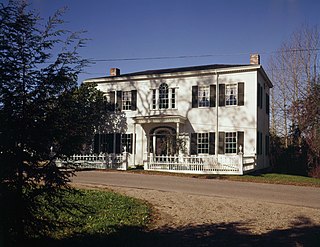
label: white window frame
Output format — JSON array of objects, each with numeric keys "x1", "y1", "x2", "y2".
[
  {"x1": 121, "y1": 133, "x2": 132, "y2": 153},
  {"x1": 197, "y1": 133, "x2": 209, "y2": 154},
  {"x1": 198, "y1": 86, "x2": 210, "y2": 107},
  {"x1": 122, "y1": 91, "x2": 132, "y2": 111},
  {"x1": 151, "y1": 84, "x2": 177, "y2": 110},
  {"x1": 225, "y1": 84, "x2": 237, "y2": 106},
  {"x1": 225, "y1": 132, "x2": 237, "y2": 154}
]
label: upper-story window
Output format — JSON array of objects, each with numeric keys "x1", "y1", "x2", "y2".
[
  {"x1": 192, "y1": 85, "x2": 216, "y2": 108},
  {"x1": 152, "y1": 83, "x2": 176, "y2": 110},
  {"x1": 159, "y1": 83, "x2": 169, "y2": 109},
  {"x1": 198, "y1": 86, "x2": 210, "y2": 107},
  {"x1": 122, "y1": 91, "x2": 132, "y2": 110},
  {"x1": 109, "y1": 90, "x2": 137, "y2": 111},
  {"x1": 218, "y1": 82, "x2": 244, "y2": 107},
  {"x1": 225, "y1": 84, "x2": 237, "y2": 106}
]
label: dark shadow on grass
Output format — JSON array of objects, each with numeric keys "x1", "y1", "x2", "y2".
[{"x1": 30, "y1": 216, "x2": 320, "y2": 247}]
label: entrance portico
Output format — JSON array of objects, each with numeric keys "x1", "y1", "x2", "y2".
[{"x1": 133, "y1": 115, "x2": 187, "y2": 161}]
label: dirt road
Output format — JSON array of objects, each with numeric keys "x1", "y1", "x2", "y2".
[{"x1": 72, "y1": 171, "x2": 320, "y2": 246}]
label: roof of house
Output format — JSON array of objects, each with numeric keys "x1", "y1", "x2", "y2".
[
  {"x1": 84, "y1": 63, "x2": 273, "y2": 87},
  {"x1": 117, "y1": 64, "x2": 246, "y2": 77}
]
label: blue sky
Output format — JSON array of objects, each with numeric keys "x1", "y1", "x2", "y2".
[{"x1": 9, "y1": 0, "x2": 320, "y2": 83}]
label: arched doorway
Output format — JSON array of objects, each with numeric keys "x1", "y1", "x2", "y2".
[{"x1": 150, "y1": 127, "x2": 176, "y2": 156}]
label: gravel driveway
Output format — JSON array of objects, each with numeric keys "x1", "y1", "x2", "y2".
[{"x1": 76, "y1": 183, "x2": 320, "y2": 246}]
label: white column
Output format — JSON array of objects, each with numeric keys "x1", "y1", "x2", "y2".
[
  {"x1": 133, "y1": 123, "x2": 136, "y2": 166},
  {"x1": 153, "y1": 134, "x2": 156, "y2": 155},
  {"x1": 215, "y1": 73, "x2": 219, "y2": 158},
  {"x1": 156, "y1": 89, "x2": 159, "y2": 110}
]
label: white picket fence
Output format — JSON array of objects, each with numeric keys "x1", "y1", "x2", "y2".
[
  {"x1": 144, "y1": 153, "x2": 256, "y2": 175},
  {"x1": 56, "y1": 153, "x2": 128, "y2": 170}
]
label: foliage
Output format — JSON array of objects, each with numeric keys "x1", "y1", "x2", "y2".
[
  {"x1": 268, "y1": 24, "x2": 320, "y2": 176},
  {"x1": 0, "y1": 1, "x2": 109, "y2": 245}
]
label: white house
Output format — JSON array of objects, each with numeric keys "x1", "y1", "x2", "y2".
[{"x1": 83, "y1": 54, "x2": 272, "y2": 174}]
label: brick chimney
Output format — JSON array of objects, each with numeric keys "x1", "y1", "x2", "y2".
[
  {"x1": 110, "y1": 68, "x2": 120, "y2": 76},
  {"x1": 250, "y1": 54, "x2": 260, "y2": 65}
]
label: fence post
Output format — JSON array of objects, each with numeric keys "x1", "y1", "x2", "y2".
[
  {"x1": 238, "y1": 145, "x2": 243, "y2": 175},
  {"x1": 122, "y1": 147, "x2": 128, "y2": 170}
]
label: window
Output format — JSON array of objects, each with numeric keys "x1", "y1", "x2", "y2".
[
  {"x1": 122, "y1": 91, "x2": 132, "y2": 110},
  {"x1": 121, "y1": 134, "x2": 132, "y2": 153},
  {"x1": 159, "y1": 83, "x2": 169, "y2": 109},
  {"x1": 257, "y1": 131, "x2": 263, "y2": 155},
  {"x1": 171, "y1": 88, "x2": 176, "y2": 108},
  {"x1": 225, "y1": 85, "x2": 237, "y2": 106},
  {"x1": 266, "y1": 93, "x2": 270, "y2": 115},
  {"x1": 197, "y1": 133, "x2": 209, "y2": 154},
  {"x1": 225, "y1": 132, "x2": 237, "y2": 153},
  {"x1": 198, "y1": 86, "x2": 210, "y2": 107},
  {"x1": 192, "y1": 85, "x2": 216, "y2": 108},
  {"x1": 218, "y1": 83, "x2": 244, "y2": 107},
  {"x1": 152, "y1": 89, "x2": 156, "y2": 109},
  {"x1": 110, "y1": 90, "x2": 137, "y2": 111},
  {"x1": 151, "y1": 83, "x2": 176, "y2": 110}
]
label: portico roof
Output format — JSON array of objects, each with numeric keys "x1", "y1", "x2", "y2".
[{"x1": 133, "y1": 115, "x2": 187, "y2": 124}]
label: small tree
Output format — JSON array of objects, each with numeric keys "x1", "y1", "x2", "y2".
[
  {"x1": 0, "y1": 1, "x2": 109, "y2": 244},
  {"x1": 268, "y1": 24, "x2": 320, "y2": 174}
]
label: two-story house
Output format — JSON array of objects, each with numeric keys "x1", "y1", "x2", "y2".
[{"x1": 84, "y1": 54, "x2": 272, "y2": 174}]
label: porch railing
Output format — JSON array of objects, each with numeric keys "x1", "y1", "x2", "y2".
[
  {"x1": 56, "y1": 152, "x2": 128, "y2": 170},
  {"x1": 144, "y1": 152, "x2": 256, "y2": 175}
]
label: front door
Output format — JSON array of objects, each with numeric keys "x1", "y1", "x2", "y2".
[{"x1": 150, "y1": 128, "x2": 176, "y2": 156}]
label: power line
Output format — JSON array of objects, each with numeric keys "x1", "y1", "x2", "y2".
[{"x1": 89, "y1": 48, "x2": 320, "y2": 63}]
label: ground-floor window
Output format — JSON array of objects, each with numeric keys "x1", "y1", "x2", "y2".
[
  {"x1": 94, "y1": 133, "x2": 133, "y2": 154},
  {"x1": 225, "y1": 132, "x2": 237, "y2": 153},
  {"x1": 197, "y1": 133, "x2": 209, "y2": 154},
  {"x1": 190, "y1": 132, "x2": 215, "y2": 155},
  {"x1": 121, "y1": 133, "x2": 133, "y2": 153}
]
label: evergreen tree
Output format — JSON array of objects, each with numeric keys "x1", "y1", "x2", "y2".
[{"x1": 0, "y1": 1, "x2": 109, "y2": 244}]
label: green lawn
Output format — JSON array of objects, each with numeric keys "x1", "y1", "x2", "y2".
[
  {"x1": 222, "y1": 173, "x2": 320, "y2": 187},
  {"x1": 128, "y1": 169, "x2": 320, "y2": 187},
  {"x1": 30, "y1": 188, "x2": 151, "y2": 245}
]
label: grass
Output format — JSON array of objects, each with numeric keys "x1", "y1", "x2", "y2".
[
  {"x1": 223, "y1": 173, "x2": 320, "y2": 187},
  {"x1": 126, "y1": 169, "x2": 320, "y2": 187},
  {"x1": 30, "y1": 188, "x2": 151, "y2": 244}
]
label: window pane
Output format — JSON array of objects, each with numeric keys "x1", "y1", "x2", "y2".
[
  {"x1": 122, "y1": 91, "x2": 132, "y2": 110},
  {"x1": 198, "y1": 86, "x2": 210, "y2": 107},
  {"x1": 159, "y1": 83, "x2": 169, "y2": 109},
  {"x1": 197, "y1": 133, "x2": 209, "y2": 154},
  {"x1": 121, "y1": 134, "x2": 132, "y2": 153},
  {"x1": 152, "y1": 89, "x2": 156, "y2": 109},
  {"x1": 225, "y1": 132, "x2": 237, "y2": 153},
  {"x1": 226, "y1": 85, "x2": 237, "y2": 106},
  {"x1": 171, "y1": 88, "x2": 176, "y2": 108}
]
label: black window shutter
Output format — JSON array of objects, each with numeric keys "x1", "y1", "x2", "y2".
[
  {"x1": 192, "y1": 86, "x2": 198, "y2": 108},
  {"x1": 110, "y1": 91, "x2": 116, "y2": 111},
  {"x1": 116, "y1": 91, "x2": 122, "y2": 111},
  {"x1": 238, "y1": 82, "x2": 244, "y2": 106},
  {"x1": 266, "y1": 93, "x2": 269, "y2": 114},
  {"x1": 210, "y1": 85, "x2": 216, "y2": 107},
  {"x1": 218, "y1": 132, "x2": 225, "y2": 154},
  {"x1": 94, "y1": 134, "x2": 100, "y2": 153},
  {"x1": 131, "y1": 90, "x2": 137, "y2": 111},
  {"x1": 237, "y1": 131, "x2": 244, "y2": 153},
  {"x1": 257, "y1": 84, "x2": 261, "y2": 108},
  {"x1": 209, "y1": 132, "x2": 215, "y2": 154},
  {"x1": 106, "y1": 134, "x2": 114, "y2": 153},
  {"x1": 219, "y1": 84, "x2": 225, "y2": 106},
  {"x1": 190, "y1": 133, "x2": 197, "y2": 155},
  {"x1": 260, "y1": 86, "x2": 263, "y2": 109},
  {"x1": 115, "y1": 133, "x2": 121, "y2": 154}
]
